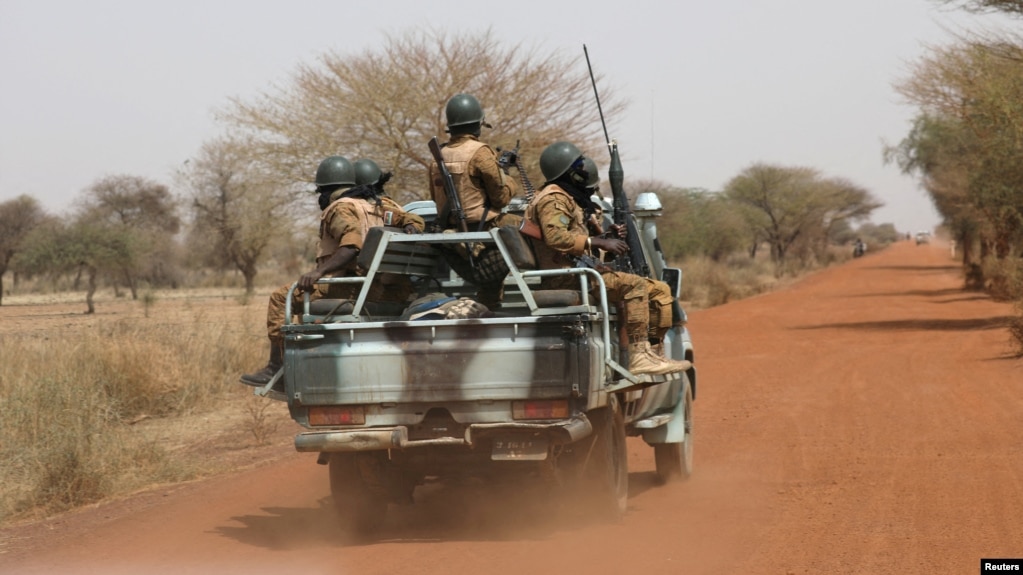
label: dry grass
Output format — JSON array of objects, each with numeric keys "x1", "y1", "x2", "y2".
[
  {"x1": 0, "y1": 297, "x2": 271, "y2": 523},
  {"x1": 679, "y1": 254, "x2": 781, "y2": 309}
]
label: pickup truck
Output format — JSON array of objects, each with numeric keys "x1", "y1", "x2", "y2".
[{"x1": 252, "y1": 192, "x2": 697, "y2": 534}]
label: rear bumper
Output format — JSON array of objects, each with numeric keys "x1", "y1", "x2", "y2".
[{"x1": 294, "y1": 414, "x2": 593, "y2": 453}]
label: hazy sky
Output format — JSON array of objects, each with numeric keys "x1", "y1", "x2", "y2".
[{"x1": 0, "y1": 0, "x2": 1012, "y2": 233}]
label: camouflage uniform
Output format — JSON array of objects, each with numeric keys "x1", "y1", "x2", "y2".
[
  {"x1": 265, "y1": 195, "x2": 425, "y2": 339},
  {"x1": 428, "y1": 133, "x2": 522, "y2": 307},
  {"x1": 525, "y1": 184, "x2": 651, "y2": 344}
]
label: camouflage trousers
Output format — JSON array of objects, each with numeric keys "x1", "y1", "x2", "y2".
[
  {"x1": 543, "y1": 269, "x2": 649, "y2": 343},
  {"x1": 265, "y1": 274, "x2": 413, "y2": 339},
  {"x1": 644, "y1": 278, "x2": 675, "y2": 342}
]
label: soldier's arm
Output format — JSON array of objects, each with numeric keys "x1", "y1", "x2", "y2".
[
  {"x1": 535, "y1": 196, "x2": 588, "y2": 256},
  {"x1": 398, "y1": 212, "x2": 425, "y2": 233},
  {"x1": 298, "y1": 247, "x2": 357, "y2": 292},
  {"x1": 471, "y1": 146, "x2": 519, "y2": 210},
  {"x1": 324, "y1": 203, "x2": 365, "y2": 251}
]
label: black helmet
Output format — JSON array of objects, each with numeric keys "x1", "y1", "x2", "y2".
[
  {"x1": 540, "y1": 141, "x2": 584, "y2": 182},
  {"x1": 445, "y1": 93, "x2": 486, "y2": 130},
  {"x1": 315, "y1": 156, "x2": 355, "y2": 187},
  {"x1": 582, "y1": 157, "x2": 599, "y2": 189},
  {"x1": 353, "y1": 159, "x2": 382, "y2": 186}
]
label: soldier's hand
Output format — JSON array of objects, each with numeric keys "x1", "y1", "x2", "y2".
[
  {"x1": 608, "y1": 224, "x2": 627, "y2": 239},
  {"x1": 297, "y1": 270, "x2": 321, "y2": 293},
  {"x1": 592, "y1": 237, "x2": 628, "y2": 255},
  {"x1": 403, "y1": 223, "x2": 421, "y2": 234}
]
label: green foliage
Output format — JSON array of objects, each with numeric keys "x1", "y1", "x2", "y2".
[
  {"x1": 0, "y1": 195, "x2": 48, "y2": 305},
  {"x1": 723, "y1": 163, "x2": 881, "y2": 267},
  {"x1": 891, "y1": 40, "x2": 1023, "y2": 287},
  {"x1": 657, "y1": 187, "x2": 751, "y2": 261},
  {"x1": 856, "y1": 222, "x2": 902, "y2": 247}
]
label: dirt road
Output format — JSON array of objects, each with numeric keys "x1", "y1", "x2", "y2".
[{"x1": 2, "y1": 241, "x2": 1021, "y2": 574}]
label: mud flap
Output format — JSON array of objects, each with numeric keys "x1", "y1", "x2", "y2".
[{"x1": 642, "y1": 384, "x2": 688, "y2": 444}]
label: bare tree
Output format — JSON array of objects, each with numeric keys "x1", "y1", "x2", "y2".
[
  {"x1": 181, "y1": 138, "x2": 297, "y2": 294},
  {"x1": 937, "y1": 0, "x2": 1023, "y2": 15},
  {"x1": 219, "y1": 28, "x2": 624, "y2": 204},
  {"x1": 0, "y1": 195, "x2": 47, "y2": 305}
]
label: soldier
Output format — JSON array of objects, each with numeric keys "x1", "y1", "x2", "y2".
[
  {"x1": 241, "y1": 155, "x2": 425, "y2": 387},
  {"x1": 525, "y1": 142, "x2": 687, "y2": 376},
  {"x1": 581, "y1": 156, "x2": 679, "y2": 359},
  {"x1": 428, "y1": 93, "x2": 522, "y2": 307}
]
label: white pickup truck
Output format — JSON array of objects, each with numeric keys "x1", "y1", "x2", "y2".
[{"x1": 254, "y1": 193, "x2": 697, "y2": 534}]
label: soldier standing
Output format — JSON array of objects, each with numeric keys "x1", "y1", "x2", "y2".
[
  {"x1": 428, "y1": 93, "x2": 522, "y2": 308},
  {"x1": 241, "y1": 156, "x2": 425, "y2": 387},
  {"x1": 525, "y1": 142, "x2": 687, "y2": 376}
]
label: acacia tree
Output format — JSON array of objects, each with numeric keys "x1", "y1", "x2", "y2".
[
  {"x1": 78, "y1": 175, "x2": 180, "y2": 299},
  {"x1": 0, "y1": 195, "x2": 47, "y2": 305},
  {"x1": 181, "y1": 138, "x2": 296, "y2": 294},
  {"x1": 219, "y1": 29, "x2": 624, "y2": 204},
  {"x1": 724, "y1": 164, "x2": 880, "y2": 268}
]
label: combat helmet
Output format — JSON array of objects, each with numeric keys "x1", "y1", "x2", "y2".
[
  {"x1": 445, "y1": 93, "x2": 486, "y2": 131},
  {"x1": 315, "y1": 156, "x2": 356, "y2": 187},
  {"x1": 539, "y1": 141, "x2": 584, "y2": 183},
  {"x1": 353, "y1": 159, "x2": 382, "y2": 186}
]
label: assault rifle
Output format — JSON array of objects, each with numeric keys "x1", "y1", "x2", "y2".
[
  {"x1": 584, "y1": 44, "x2": 649, "y2": 278},
  {"x1": 428, "y1": 136, "x2": 475, "y2": 267}
]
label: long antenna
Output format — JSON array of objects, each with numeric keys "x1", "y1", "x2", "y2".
[
  {"x1": 650, "y1": 90, "x2": 654, "y2": 180},
  {"x1": 583, "y1": 44, "x2": 611, "y2": 151}
]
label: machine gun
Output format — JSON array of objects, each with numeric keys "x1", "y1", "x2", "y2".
[
  {"x1": 498, "y1": 140, "x2": 537, "y2": 202},
  {"x1": 428, "y1": 136, "x2": 475, "y2": 267},
  {"x1": 584, "y1": 45, "x2": 649, "y2": 278}
]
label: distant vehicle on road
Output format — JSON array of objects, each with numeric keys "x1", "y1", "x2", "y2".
[
  {"x1": 853, "y1": 238, "x2": 866, "y2": 258},
  {"x1": 915, "y1": 231, "x2": 931, "y2": 245}
]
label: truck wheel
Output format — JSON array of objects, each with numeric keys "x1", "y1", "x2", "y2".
[
  {"x1": 654, "y1": 379, "x2": 694, "y2": 483},
  {"x1": 328, "y1": 453, "x2": 387, "y2": 537},
  {"x1": 587, "y1": 400, "x2": 629, "y2": 520}
]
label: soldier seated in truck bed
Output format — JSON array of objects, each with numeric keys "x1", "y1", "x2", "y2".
[
  {"x1": 241, "y1": 156, "x2": 425, "y2": 388},
  {"x1": 525, "y1": 141, "x2": 688, "y2": 376}
]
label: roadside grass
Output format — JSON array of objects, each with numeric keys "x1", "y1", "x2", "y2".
[{"x1": 0, "y1": 307, "x2": 264, "y2": 523}]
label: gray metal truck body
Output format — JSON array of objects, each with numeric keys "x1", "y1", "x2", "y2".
[{"x1": 255, "y1": 194, "x2": 696, "y2": 529}]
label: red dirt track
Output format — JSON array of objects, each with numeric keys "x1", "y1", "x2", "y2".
[{"x1": 2, "y1": 240, "x2": 1021, "y2": 574}]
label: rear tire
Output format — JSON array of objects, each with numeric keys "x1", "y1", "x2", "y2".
[
  {"x1": 654, "y1": 379, "x2": 693, "y2": 483},
  {"x1": 586, "y1": 399, "x2": 629, "y2": 520},
  {"x1": 328, "y1": 453, "x2": 387, "y2": 537}
]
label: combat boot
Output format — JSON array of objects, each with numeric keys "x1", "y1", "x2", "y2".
[
  {"x1": 651, "y1": 342, "x2": 665, "y2": 358},
  {"x1": 240, "y1": 338, "x2": 284, "y2": 389},
  {"x1": 627, "y1": 341, "x2": 688, "y2": 376}
]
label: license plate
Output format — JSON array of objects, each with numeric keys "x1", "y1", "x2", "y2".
[{"x1": 491, "y1": 436, "x2": 549, "y2": 461}]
